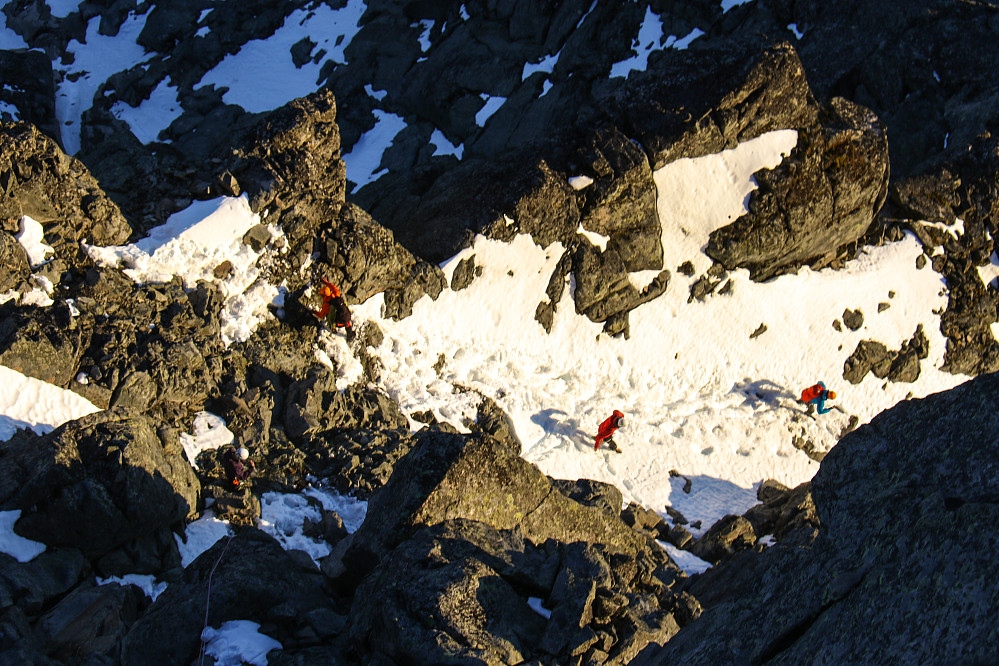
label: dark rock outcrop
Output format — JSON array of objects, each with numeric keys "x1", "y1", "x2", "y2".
[
  {"x1": 843, "y1": 325, "x2": 929, "y2": 384},
  {"x1": 705, "y1": 97, "x2": 889, "y2": 280},
  {"x1": 0, "y1": 231, "x2": 30, "y2": 292},
  {"x1": 0, "y1": 409, "x2": 198, "y2": 563},
  {"x1": 0, "y1": 50, "x2": 59, "y2": 143},
  {"x1": 121, "y1": 529, "x2": 337, "y2": 666},
  {"x1": 637, "y1": 373, "x2": 999, "y2": 665},
  {"x1": 35, "y1": 582, "x2": 145, "y2": 663},
  {"x1": 0, "y1": 122, "x2": 131, "y2": 254}
]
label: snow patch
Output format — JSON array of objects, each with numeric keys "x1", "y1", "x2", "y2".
[
  {"x1": 201, "y1": 620, "x2": 282, "y2": 666},
  {"x1": 97, "y1": 573, "x2": 168, "y2": 601},
  {"x1": 658, "y1": 540, "x2": 712, "y2": 575},
  {"x1": 342, "y1": 109, "x2": 407, "y2": 188},
  {"x1": 16, "y1": 215, "x2": 54, "y2": 267},
  {"x1": 258, "y1": 492, "x2": 331, "y2": 563},
  {"x1": 577, "y1": 224, "x2": 609, "y2": 251},
  {"x1": 0, "y1": 365, "x2": 100, "y2": 442},
  {"x1": 197, "y1": 1, "x2": 365, "y2": 114},
  {"x1": 0, "y1": 510, "x2": 46, "y2": 562},
  {"x1": 475, "y1": 94, "x2": 506, "y2": 127},
  {"x1": 175, "y1": 511, "x2": 234, "y2": 567},
  {"x1": 179, "y1": 411, "x2": 234, "y2": 469},
  {"x1": 83, "y1": 195, "x2": 284, "y2": 346},
  {"x1": 110, "y1": 78, "x2": 182, "y2": 144}
]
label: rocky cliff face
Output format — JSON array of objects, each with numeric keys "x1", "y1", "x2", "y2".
[{"x1": 635, "y1": 372, "x2": 999, "y2": 665}]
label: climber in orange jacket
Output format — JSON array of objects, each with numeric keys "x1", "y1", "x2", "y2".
[
  {"x1": 594, "y1": 410, "x2": 625, "y2": 452},
  {"x1": 801, "y1": 381, "x2": 836, "y2": 415},
  {"x1": 312, "y1": 279, "x2": 354, "y2": 342}
]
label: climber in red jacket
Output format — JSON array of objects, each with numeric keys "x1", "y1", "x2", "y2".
[
  {"x1": 594, "y1": 410, "x2": 625, "y2": 452},
  {"x1": 312, "y1": 279, "x2": 354, "y2": 342}
]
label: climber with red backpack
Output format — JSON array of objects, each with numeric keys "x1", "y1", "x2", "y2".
[
  {"x1": 312, "y1": 279, "x2": 354, "y2": 342},
  {"x1": 800, "y1": 381, "x2": 836, "y2": 415},
  {"x1": 594, "y1": 410, "x2": 625, "y2": 452}
]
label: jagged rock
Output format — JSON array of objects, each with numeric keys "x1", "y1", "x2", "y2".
[
  {"x1": 284, "y1": 367, "x2": 408, "y2": 442},
  {"x1": 0, "y1": 306, "x2": 85, "y2": 386},
  {"x1": 35, "y1": 582, "x2": 145, "y2": 663},
  {"x1": 348, "y1": 520, "x2": 550, "y2": 665},
  {"x1": 705, "y1": 97, "x2": 889, "y2": 280},
  {"x1": 0, "y1": 548, "x2": 88, "y2": 616},
  {"x1": 638, "y1": 372, "x2": 999, "y2": 665},
  {"x1": 470, "y1": 391, "x2": 521, "y2": 451},
  {"x1": 210, "y1": 485, "x2": 262, "y2": 527},
  {"x1": 306, "y1": 428, "x2": 415, "y2": 499},
  {"x1": 608, "y1": 42, "x2": 818, "y2": 169},
  {"x1": 93, "y1": 525, "x2": 182, "y2": 578},
  {"x1": 842, "y1": 339, "x2": 892, "y2": 384},
  {"x1": 756, "y1": 478, "x2": 790, "y2": 503},
  {"x1": 689, "y1": 515, "x2": 756, "y2": 565},
  {"x1": 844, "y1": 325, "x2": 929, "y2": 385},
  {"x1": 326, "y1": 430, "x2": 667, "y2": 586},
  {"x1": 450, "y1": 254, "x2": 479, "y2": 291},
  {"x1": 322, "y1": 202, "x2": 446, "y2": 316},
  {"x1": 743, "y1": 482, "x2": 818, "y2": 542},
  {"x1": 0, "y1": 122, "x2": 131, "y2": 253},
  {"x1": 550, "y1": 478, "x2": 624, "y2": 519},
  {"x1": 121, "y1": 529, "x2": 335, "y2": 666},
  {"x1": 889, "y1": 169, "x2": 961, "y2": 224},
  {"x1": 0, "y1": 409, "x2": 199, "y2": 561},
  {"x1": 573, "y1": 126, "x2": 662, "y2": 273},
  {"x1": 0, "y1": 231, "x2": 29, "y2": 291}
]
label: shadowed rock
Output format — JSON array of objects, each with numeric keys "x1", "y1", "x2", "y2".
[
  {"x1": 0, "y1": 409, "x2": 198, "y2": 562},
  {"x1": 636, "y1": 373, "x2": 999, "y2": 665}
]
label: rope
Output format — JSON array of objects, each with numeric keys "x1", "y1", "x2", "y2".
[{"x1": 198, "y1": 534, "x2": 235, "y2": 666}]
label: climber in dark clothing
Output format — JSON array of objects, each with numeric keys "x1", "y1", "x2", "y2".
[
  {"x1": 312, "y1": 279, "x2": 354, "y2": 342},
  {"x1": 221, "y1": 446, "x2": 255, "y2": 491}
]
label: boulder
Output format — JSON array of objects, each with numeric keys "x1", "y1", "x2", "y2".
[
  {"x1": 35, "y1": 582, "x2": 145, "y2": 662},
  {"x1": 637, "y1": 373, "x2": 999, "y2": 665},
  {"x1": 348, "y1": 520, "x2": 550, "y2": 665},
  {"x1": 322, "y1": 203, "x2": 445, "y2": 320},
  {"x1": 325, "y1": 431, "x2": 669, "y2": 590},
  {"x1": 607, "y1": 42, "x2": 818, "y2": 169},
  {"x1": 306, "y1": 428, "x2": 415, "y2": 500},
  {"x1": 0, "y1": 548, "x2": 88, "y2": 616},
  {"x1": 705, "y1": 97, "x2": 889, "y2": 280},
  {"x1": 688, "y1": 515, "x2": 756, "y2": 565},
  {"x1": 550, "y1": 478, "x2": 624, "y2": 519},
  {"x1": 0, "y1": 307, "x2": 86, "y2": 386},
  {"x1": 0, "y1": 605, "x2": 60, "y2": 666},
  {"x1": 0, "y1": 409, "x2": 199, "y2": 561},
  {"x1": 121, "y1": 529, "x2": 336, "y2": 666}
]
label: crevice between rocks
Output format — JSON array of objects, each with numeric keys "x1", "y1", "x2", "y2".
[{"x1": 752, "y1": 565, "x2": 870, "y2": 664}]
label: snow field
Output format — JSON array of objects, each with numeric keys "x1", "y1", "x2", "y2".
[
  {"x1": 84, "y1": 195, "x2": 287, "y2": 346},
  {"x1": 347, "y1": 130, "x2": 967, "y2": 534}
]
